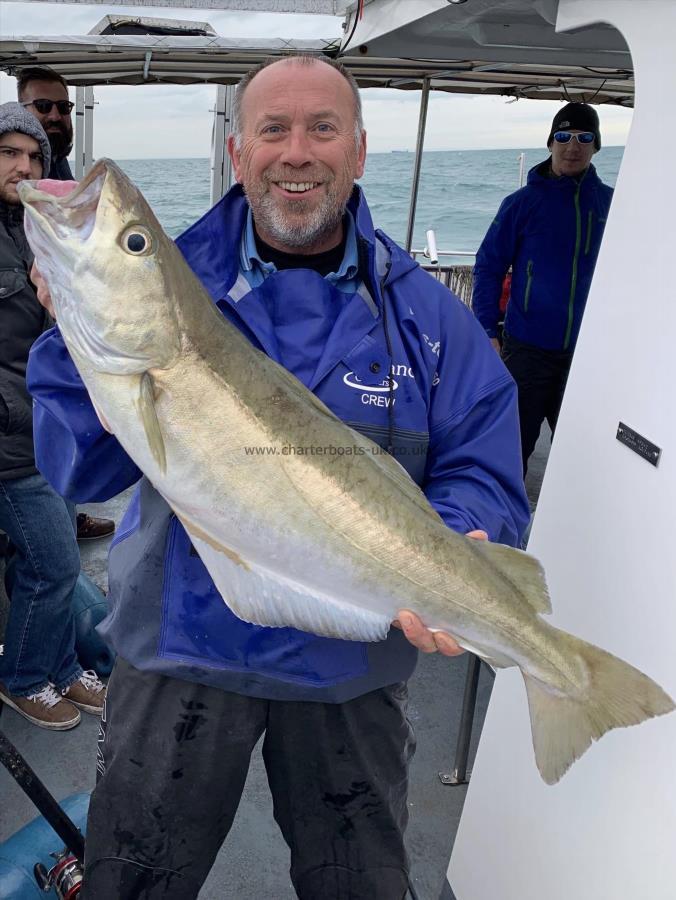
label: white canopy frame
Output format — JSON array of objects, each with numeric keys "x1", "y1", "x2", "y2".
[
  {"x1": 1, "y1": 7, "x2": 634, "y2": 222},
  {"x1": 13, "y1": 0, "x2": 352, "y2": 13}
]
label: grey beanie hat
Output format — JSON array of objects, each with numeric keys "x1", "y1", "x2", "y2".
[{"x1": 0, "y1": 101, "x2": 51, "y2": 176}]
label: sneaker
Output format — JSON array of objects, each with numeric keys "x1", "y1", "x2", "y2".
[
  {"x1": 0, "y1": 682, "x2": 80, "y2": 730},
  {"x1": 76, "y1": 513, "x2": 115, "y2": 542},
  {"x1": 61, "y1": 670, "x2": 106, "y2": 715}
]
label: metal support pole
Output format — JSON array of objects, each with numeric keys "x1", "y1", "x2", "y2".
[
  {"x1": 0, "y1": 728, "x2": 86, "y2": 863},
  {"x1": 84, "y1": 86, "x2": 95, "y2": 175},
  {"x1": 74, "y1": 86, "x2": 95, "y2": 178},
  {"x1": 439, "y1": 653, "x2": 481, "y2": 786},
  {"x1": 517, "y1": 151, "x2": 526, "y2": 187},
  {"x1": 74, "y1": 86, "x2": 85, "y2": 179},
  {"x1": 405, "y1": 78, "x2": 431, "y2": 254},
  {"x1": 210, "y1": 84, "x2": 234, "y2": 206}
]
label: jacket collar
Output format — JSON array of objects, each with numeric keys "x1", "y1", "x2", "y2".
[
  {"x1": 528, "y1": 159, "x2": 601, "y2": 189},
  {"x1": 175, "y1": 182, "x2": 417, "y2": 309},
  {"x1": 0, "y1": 200, "x2": 24, "y2": 227},
  {"x1": 239, "y1": 206, "x2": 360, "y2": 288}
]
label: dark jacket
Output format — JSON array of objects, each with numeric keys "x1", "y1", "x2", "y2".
[
  {"x1": 28, "y1": 185, "x2": 529, "y2": 702},
  {"x1": 473, "y1": 160, "x2": 614, "y2": 352},
  {"x1": 49, "y1": 156, "x2": 74, "y2": 180},
  {"x1": 0, "y1": 202, "x2": 51, "y2": 480}
]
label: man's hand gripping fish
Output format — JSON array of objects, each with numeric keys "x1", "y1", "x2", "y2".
[{"x1": 19, "y1": 160, "x2": 674, "y2": 785}]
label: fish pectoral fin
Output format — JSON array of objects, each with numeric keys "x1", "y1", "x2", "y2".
[
  {"x1": 524, "y1": 635, "x2": 675, "y2": 785},
  {"x1": 472, "y1": 540, "x2": 551, "y2": 614},
  {"x1": 179, "y1": 520, "x2": 391, "y2": 642},
  {"x1": 136, "y1": 371, "x2": 166, "y2": 475}
]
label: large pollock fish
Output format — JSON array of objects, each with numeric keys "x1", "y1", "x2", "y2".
[{"x1": 19, "y1": 160, "x2": 673, "y2": 784}]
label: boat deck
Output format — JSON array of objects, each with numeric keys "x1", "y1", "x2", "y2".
[{"x1": 0, "y1": 433, "x2": 548, "y2": 899}]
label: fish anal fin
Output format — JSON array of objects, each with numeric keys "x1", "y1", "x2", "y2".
[
  {"x1": 473, "y1": 540, "x2": 551, "y2": 615},
  {"x1": 136, "y1": 371, "x2": 166, "y2": 475},
  {"x1": 180, "y1": 525, "x2": 390, "y2": 642},
  {"x1": 176, "y1": 514, "x2": 250, "y2": 571}
]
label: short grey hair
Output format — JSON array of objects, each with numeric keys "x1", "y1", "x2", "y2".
[{"x1": 231, "y1": 55, "x2": 364, "y2": 151}]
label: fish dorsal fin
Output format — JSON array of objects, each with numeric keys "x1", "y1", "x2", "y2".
[
  {"x1": 345, "y1": 426, "x2": 442, "y2": 524},
  {"x1": 472, "y1": 540, "x2": 552, "y2": 615},
  {"x1": 177, "y1": 514, "x2": 391, "y2": 642},
  {"x1": 136, "y1": 372, "x2": 166, "y2": 474},
  {"x1": 269, "y1": 364, "x2": 442, "y2": 525},
  {"x1": 271, "y1": 361, "x2": 339, "y2": 421}
]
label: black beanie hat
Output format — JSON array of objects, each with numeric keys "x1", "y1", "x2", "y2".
[{"x1": 547, "y1": 102, "x2": 601, "y2": 151}]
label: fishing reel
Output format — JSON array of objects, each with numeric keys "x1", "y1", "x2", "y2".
[{"x1": 34, "y1": 848, "x2": 83, "y2": 898}]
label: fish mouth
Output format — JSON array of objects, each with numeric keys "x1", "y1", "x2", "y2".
[
  {"x1": 18, "y1": 159, "x2": 108, "y2": 249},
  {"x1": 16, "y1": 160, "x2": 127, "y2": 370}
]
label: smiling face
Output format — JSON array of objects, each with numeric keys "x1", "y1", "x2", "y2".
[
  {"x1": 0, "y1": 132, "x2": 44, "y2": 205},
  {"x1": 228, "y1": 59, "x2": 366, "y2": 254},
  {"x1": 549, "y1": 129, "x2": 597, "y2": 178},
  {"x1": 20, "y1": 78, "x2": 73, "y2": 160}
]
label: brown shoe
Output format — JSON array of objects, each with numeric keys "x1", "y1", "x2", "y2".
[
  {"x1": 0, "y1": 682, "x2": 80, "y2": 730},
  {"x1": 61, "y1": 670, "x2": 106, "y2": 715},
  {"x1": 76, "y1": 513, "x2": 115, "y2": 542}
]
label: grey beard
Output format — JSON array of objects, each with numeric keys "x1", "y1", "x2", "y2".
[{"x1": 249, "y1": 191, "x2": 347, "y2": 252}]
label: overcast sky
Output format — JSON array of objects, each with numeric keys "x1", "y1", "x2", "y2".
[{"x1": 0, "y1": 1, "x2": 634, "y2": 159}]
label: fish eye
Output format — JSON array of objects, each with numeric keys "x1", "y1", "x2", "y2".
[{"x1": 121, "y1": 226, "x2": 153, "y2": 256}]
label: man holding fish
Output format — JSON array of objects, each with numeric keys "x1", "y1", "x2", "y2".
[{"x1": 24, "y1": 56, "x2": 540, "y2": 898}]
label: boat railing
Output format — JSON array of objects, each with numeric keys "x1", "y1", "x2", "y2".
[{"x1": 410, "y1": 248, "x2": 476, "y2": 307}]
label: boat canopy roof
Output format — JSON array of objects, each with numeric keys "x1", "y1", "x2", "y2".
[
  {"x1": 338, "y1": 0, "x2": 632, "y2": 105},
  {"x1": 0, "y1": 0, "x2": 633, "y2": 105},
  {"x1": 0, "y1": 28, "x2": 633, "y2": 106}
]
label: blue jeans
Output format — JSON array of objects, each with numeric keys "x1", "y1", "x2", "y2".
[{"x1": 0, "y1": 472, "x2": 84, "y2": 696}]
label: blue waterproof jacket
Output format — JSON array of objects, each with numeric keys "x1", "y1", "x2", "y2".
[
  {"x1": 473, "y1": 160, "x2": 613, "y2": 352},
  {"x1": 27, "y1": 184, "x2": 529, "y2": 703}
]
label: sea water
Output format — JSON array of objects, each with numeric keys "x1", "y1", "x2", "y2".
[{"x1": 118, "y1": 146, "x2": 624, "y2": 252}]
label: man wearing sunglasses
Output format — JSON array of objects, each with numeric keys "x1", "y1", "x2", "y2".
[
  {"x1": 473, "y1": 102, "x2": 614, "y2": 475},
  {"x1": 17, "y1": 67, "x2": 74, "y2": 181}
]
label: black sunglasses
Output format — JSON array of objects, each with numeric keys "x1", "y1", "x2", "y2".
[{"x1": 22, "y1": 99, "x2": 74, "y2": 116}]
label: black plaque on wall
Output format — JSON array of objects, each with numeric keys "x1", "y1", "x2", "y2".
[{"x1": 616, "y1": 422, "x2": 661, "y2": 467}]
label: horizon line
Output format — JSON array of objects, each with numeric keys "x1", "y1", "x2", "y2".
[{"x1": 98, "y1": 144, "x2": 625, "y2": 162}]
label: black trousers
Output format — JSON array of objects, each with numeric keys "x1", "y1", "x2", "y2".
[
  {"x1": 501, "y1": 333, "x2": 573, "y2": 475},
  {"x1": 81, "y1": 657, "x2": 416, "y2": 900}
]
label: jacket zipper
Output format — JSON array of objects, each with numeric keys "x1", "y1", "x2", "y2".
[
  {"x1": 379, "y1": 260, "x2": 396, "y2": 454},
  {"x1": 565, "y1": 178, "x2": 585, "y2": 350},
  {"x1": 584, "y1": 210, "x2": 593, "y2": 255},
  {"x1": 523, "y1": 259, "x2": 534, "y2": 312}
]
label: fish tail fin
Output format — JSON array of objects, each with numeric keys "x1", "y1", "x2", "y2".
[{"x1": 523, "y1": 635, "x2": 674, "y2": 784}]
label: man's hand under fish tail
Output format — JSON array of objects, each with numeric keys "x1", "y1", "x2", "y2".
[{"x1": 394, "y1": 529, "x2": 488, "y2": 656}]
